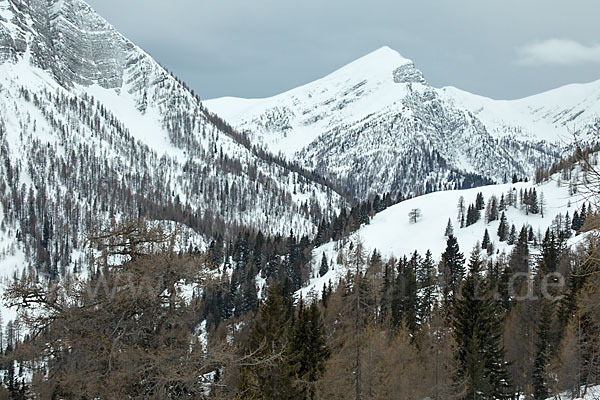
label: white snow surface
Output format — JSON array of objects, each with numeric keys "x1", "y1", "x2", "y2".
[
  {"x1": 206, "y1": 46, "x2": 417, "y2": 156},
  {"x1": 523, "y1": 385, "x2": 600, "y2": 400},
  {"x1": 299, "y1": 170, "x2": 588, "y2": 299},
  {"x1": 441, "y1": 80, "x2": 600, "y2": 143}
]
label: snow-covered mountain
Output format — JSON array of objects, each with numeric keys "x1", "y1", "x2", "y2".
[
  {"x1": 206, "y1": 46, "x2": 598, "y2": 200},
  {"x1": 440, "y1": 81, "x2": 600, "y2": 143},
  {"x1": 0, "y1": 0, "x2": 344, "y2": 278}
]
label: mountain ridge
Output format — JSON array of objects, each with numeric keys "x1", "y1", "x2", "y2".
[{"x1": 206, "y1": 47, "x2": 575, "y2": 199}]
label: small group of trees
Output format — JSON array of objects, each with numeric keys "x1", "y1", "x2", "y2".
[
  {"x1": 314, "y1": 191, "x2": 408, "y2": 246},
  {"x1": 236, "y1": 285, "x2": 329, "y2": 399},
  {"x1": 457, "y1": 187, "x2": 547, "y2": 232},
  {"x1": 457, "y1": 192, "x2": 485, "y2": 227}
]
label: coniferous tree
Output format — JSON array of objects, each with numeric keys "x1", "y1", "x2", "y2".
[
  {"x1": 475, "y1": 192, "x2": 485, "y2": 211},
  {"x1": 445, "y1": 218, "x2": 454, "y2": 238},
  {"x1": 507, "y1": 225, "x2": 517, "y2": 245},
  {"x1": 486, "y1": 195, "x2": 499, "y2": 223},
  {"x1": 285, "y1": 230, "x2": 303, "y2": 290},
  {"x1": 441, "y1": 235, "x2": 465, "y2": 298},
  {"x1": 5, "y1": 222, "x2": 217, "y2": 398},
  {"x1": 510, "y1": 226, "x2": 530, "y2": 275},
  {"x1": 467, "y1": 205, "x2": 474, "y2": 226},
  {"x1": 498, "y1": 194, "x2": 506, "y2": 212},
  {"x1": 408, "y1": 208, "x2": 422, "y2": 224},
  {"x1": 580, "y1": 203, "x2": 588, "y2": 229},
  {"x1": 539, "y1": 229, "x2": 559, "y2": 274},
  {"x1": 529, "y1": 189, "x2": 539, "y2": 214},
  {"x1": 571, "y1": 211, "x2": 581, "y2": 232},
  {"x1": 458, "y1": 196, "x2": 466, "y2": 227},
  {"x1": 418, "y1": 250, "x2": 436, "y2": 323},
  {"x1": 319, "y1": 252, "x2": 329, "y2": 278},
  {"x1": 369, "y1": 249, "x2": 382, "y2": 267},
  {"x1": 379, "y1": 261, "x2": 394, "y2": 323},
  {"x1": 482, "y1": 229, "x2": 491, "y2": 250},
  {"x1": 288, "y1": 301, "x2": 330, "y2": 399},
  {"x1": 532, "y1": 301, "x2": 552, "y2": 400},
  {"x1": 497, "y1": 212, "x2": 508, "y2": 242},
  {"x1": 563, "y1": 212, "x2": 572, "y2": 239},
  {"x1": 452, "y1": 249, "x2": 511, "y2": 399},
  {"x1": 466, "y1": 204, "x2": 481, "y2": 227},
  {"x1": 237, "y1": 284, "x2": 294, "y2": 399},
  {"x1": 314, "y1": 219, "x2": 327, "y2": 247},
  {"x1": 401, "y1": 260, "x2": 418, "y2": 334},
  {"x1": 528, "y1": 226, "x2": 535, "y2": 244}
]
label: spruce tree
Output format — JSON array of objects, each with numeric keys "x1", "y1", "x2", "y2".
[
  {"x1": 499, "y1": 194, "x2": 506, "y2": 212},
  {"x1": 285, "y1": 230, "x2": 302, "y2": 290},
  {"x1": 529, "y1": 189, "x2": 539, "y2": 214},
  {"x1": 563, "y1": 212, "x2": 572, "y2": 239},
  {"x1": 497, "y1": 212, "x2": 508, "y2": 242},
  {"x1": 402, "y1": 261, "x2": 418, "y2": 334},
  {"x1": 288, "y1": 301, "x2": 330, "y2": 399},
  {"x1": 441, "y1": 235, "x2": 465, "y2": 297},
  {"x1": 528, "y1": 226, "x2": 535, "y2": 243},
  {"x1": 466, "y1": 204, "x2": 481, "y2": 226},
  {"x1": 475, "y1": 192, "x2": 485, "y2": 211},
  {"x1": 319, "y1": 252, "x2": 329, "y2": 277},
  {"x1": 571, "y1": 211, "x2": 581, "y2": 232},
  {"x1": 482, "y1": 229, "x2": 491, "y2": 250},
  {"x1": 418, "y1": 250, "x2": 436, "y2": 323},
  {"x1": 539, "y1": 229, "x2": 558, "y2": 274},
  {"x1": 445, "y1": 218, "x2": 454, "y2": 237},
  {"x1": 486, "y1": 196, "x2": 499, "y2": 223},
  {"x1": 507, "y1": 225, "x2": 517, "y2": 245},
  {"x1": 510, "y1": 226, "x2": 530, "y2": 274},
  {"x1": 237, "y1": 284, "x2": 294, "y2": 399},
  {"x1": 580, "y1": 203, "x2": 588, "y2": 228},
  {"x1": 452, "y1": 249, "x2": 511, "y2": 399},
  {"x1": 532, "y1": 301, "x2": 552, "y2": 400}
]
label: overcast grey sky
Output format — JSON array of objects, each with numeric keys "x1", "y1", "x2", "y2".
[{"x1": 86, "y1": 0, "x2": 600, "y2": 100}]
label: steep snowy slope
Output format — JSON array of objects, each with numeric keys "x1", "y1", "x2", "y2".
[
  {"x1": 0, "y1": 0, "x2": 344, "y2": 281},
  {"x1": 441, "y1": 81, "x2": 600, "y2": 143},
  {"x1": 206, "y1": 47, "x2": 563, "y2": 199},
  {"x1": 299, "y1": 164, "x2": 590, "y2": 298},
  {"x1": 208, "y1": 47, "x2": 422, "y2": 156}
]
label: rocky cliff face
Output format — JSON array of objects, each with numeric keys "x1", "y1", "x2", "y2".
[
  {"x1": 393, "y1": 63, "x2": 426, "y2": 84},
  {"x1": 1, "y1": 0, "x2": 128, "y2": 87}
]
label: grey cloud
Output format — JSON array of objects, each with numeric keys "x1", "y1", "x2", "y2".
[
  {"x1": 85, "y1": 0, "x2": 600, "y2": 100},
  {"x1": 517, "y1": 39, "x2": 600, "y2": 66}
]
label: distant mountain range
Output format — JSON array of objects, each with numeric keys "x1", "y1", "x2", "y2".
[{"x1": 206, "y1": 46, "x2": 599, "y2": 199}]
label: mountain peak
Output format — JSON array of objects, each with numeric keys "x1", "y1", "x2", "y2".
[
  {"x1": 326, "y1": 46, "x2": 425, "y2": 85},
  {"x1": 344, "y1": 46, "x2": 412, "y2": 71},
  {"x1": 360, "y1": 46, "x2": 411, "y2": 63}
]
